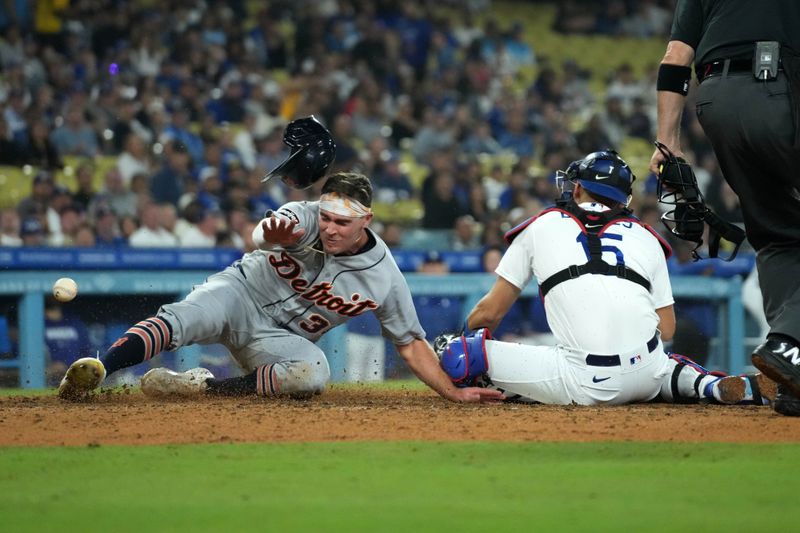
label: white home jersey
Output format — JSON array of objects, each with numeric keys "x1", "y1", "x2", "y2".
[{"x1": 496, "y1": 202, "x2": 673, "y2": 355}]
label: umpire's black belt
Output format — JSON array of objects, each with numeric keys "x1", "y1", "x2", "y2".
[
  {"x1": 697, "y1": 58, "x2": 783, "y2": 83},
  {"x1": 585, "y1": 334, "x2": 659, "y2": 367}
]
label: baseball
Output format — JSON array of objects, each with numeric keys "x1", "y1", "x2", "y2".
[{"x1": 53, "y1": 277, "x2": 78, "y2": 302}]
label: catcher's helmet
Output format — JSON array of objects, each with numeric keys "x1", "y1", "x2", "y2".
[
  {"x1": 262, "y1": 115, "x2": 336, "y2": 189},
  {"x1": 563, "y1": 150, "x2": 635, "y2": 205}
]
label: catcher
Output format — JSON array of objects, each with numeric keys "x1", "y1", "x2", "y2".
[
  {"x1": 435, "y1": 150, "x2": 773, "y2": 406},
  {"x1": 58, "y1": 117, "x2": 501, "y2": 404}
]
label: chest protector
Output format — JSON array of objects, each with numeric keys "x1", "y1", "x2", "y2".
[{"x1": 505, "y1": 199, "x2": 668, "y2": 297}]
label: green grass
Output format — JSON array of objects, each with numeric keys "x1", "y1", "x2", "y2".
[
  {"x1": 1, "y1": 442, "x2": 799, "y2": 532},
  {"x1": 329, "y1": 378, "x2": 427, "y2": 391}
]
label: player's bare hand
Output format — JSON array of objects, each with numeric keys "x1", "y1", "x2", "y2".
[
  {"x1": 262, "y1": 216, "x2": 305, "y2": 246},
  {"x1": 451, "y1": 387, "x2": 505, "y2": 403}
]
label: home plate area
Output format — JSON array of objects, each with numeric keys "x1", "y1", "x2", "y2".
[{"x1": 2, "y1": 386, "x2": 798, "y2": 447}]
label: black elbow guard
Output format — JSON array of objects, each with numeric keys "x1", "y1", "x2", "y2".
[{"x1": 657, "y1": 63, "x2": 691, "y2": 95}]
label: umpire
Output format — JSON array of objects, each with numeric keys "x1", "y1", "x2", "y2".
[{"x1": 649, "y1": 0, "x2": 800, "y2": 416}]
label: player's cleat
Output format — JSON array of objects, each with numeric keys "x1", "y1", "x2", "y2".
[
  {"x1": 710, "y1": 375, "x2": 747, "y2": 404},
  {"x1": 773, "y1": 385, "x2": 800, "y2": 416},
  {"x1": 752, "y1": 338, "x2": 800, "y2": 398},
  {"x1": 140, "y1": 367, "x2": 214, "y2": 397},
  {"x1": 58, "y1": 357, "x2": 106, "y2": 400},
  {"x1": 746, "y1": 372, "x2": 777, "y2": 405}
]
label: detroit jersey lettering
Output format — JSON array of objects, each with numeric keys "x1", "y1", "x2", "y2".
[{"x1": 238, "y1": 201, "x2": 426, "y2": 344}]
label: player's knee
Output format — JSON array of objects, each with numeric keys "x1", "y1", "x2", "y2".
[
  {"x1": 439, "y1": 328, "x2": 492, "y2": 387},
  {"x1": 280, "y1": 351, "x2": 330, "y2": 396},
  {"x1": 157, "y1": 304, "x2": 220, "y2": 348},
  {"x1": 305, "y1": 351, "x2": 330, "y2": 393}
]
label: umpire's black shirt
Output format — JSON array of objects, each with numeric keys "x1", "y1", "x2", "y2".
[{"x1": 671, "y1": 0, "x2": 800, "y2": 65}]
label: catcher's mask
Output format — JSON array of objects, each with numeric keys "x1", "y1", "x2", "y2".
[
  {"x1": 556, "y1": 149, "x2": 635, "y2": 207},
  {"x1": 654, "y1": 141, "x2": 745, "y2": 261},
  {"x1": 262, "y1": 115, "x2": 336, "y2": 189}
]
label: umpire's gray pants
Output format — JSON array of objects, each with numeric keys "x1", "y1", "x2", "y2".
[
  {"x1": 695, "y1": 71, "x2": 800, "y2": 342},
  {"x1": 158, "y1": 269, "x2": 330, "y2": 395}
]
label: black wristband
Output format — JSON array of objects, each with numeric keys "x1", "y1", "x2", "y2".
[{"x1": 657, "y1": 63, "x2": 691, "y2": 95}]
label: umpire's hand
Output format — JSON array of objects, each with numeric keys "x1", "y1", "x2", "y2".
[{"x1": 649, "y1": 144, "x2": 686, "y2": 176}]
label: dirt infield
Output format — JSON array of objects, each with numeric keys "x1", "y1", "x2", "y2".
[{"x1": 2, "y1": 386, "x2": 799, "y2": 447}]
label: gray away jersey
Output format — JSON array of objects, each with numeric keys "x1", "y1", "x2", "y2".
[{"x1": 237, "y1": 201, "x2": 426, "y2": 345}]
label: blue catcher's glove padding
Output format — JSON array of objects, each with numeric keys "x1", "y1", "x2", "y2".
[{"x1": 439, "y1": 328, "x2": 492, "y2": 387}]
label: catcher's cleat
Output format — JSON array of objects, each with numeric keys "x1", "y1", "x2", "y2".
[
  {"x1": 711, "y1": 375, "x2": 747, "y2": 405},
  {"x1": 58, "y1": 357, "x2": 106, "y2": 400},
  {"x1": 141, "y1": 367, "x2": 214, "y2": 398},
  {"x1": 747, "y1": 372, "x2": 777, "y2": 405}
]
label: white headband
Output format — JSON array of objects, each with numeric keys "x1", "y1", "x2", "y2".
[{"x1": 319, "y1": 192, "x2": 372, "y2": 218}]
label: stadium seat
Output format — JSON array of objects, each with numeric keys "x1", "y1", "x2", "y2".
[
  {"x1": 399, "y1": 151, "x2": 429, "y2": 189},
  {"x1": 0, "y1": 166, "x2": 34, "y2": 209},
  {"x1": 372, "y1": 199, "x2": 424, "y2": 225},
  {"x1": 57, "y1": 155, "x2": 118, "y2": 193},
  {"x1": 482, "y1": 2, "x2": 665, "y2": 106}
]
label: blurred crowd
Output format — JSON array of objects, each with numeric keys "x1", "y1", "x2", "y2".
[
  {"x1": 0, "y1": 0, "x2": 757, "y2": 382},
  {"x1": 554, "y1": 0, "x2": 673, "y2": 37},
  {"x1": 0, "y1": 0, "x2": 741, "y2": 257}
]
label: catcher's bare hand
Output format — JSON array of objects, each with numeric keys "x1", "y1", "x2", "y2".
[
  {"x1": 261, "y1": 216, "x2": 305, "y2": 246},
  {"x1": 451, "y1": 387, "x2": 505, "y2": 403}
]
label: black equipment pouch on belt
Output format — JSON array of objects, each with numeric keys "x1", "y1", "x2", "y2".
[
  {"x1": 754, "y1": 41, "x2": 780, "y2": 81},
  {"x1": 780, "y1": 45, "x2": 800, "y2": 147},
  {"x1": 654, "y1": 142, "x2": 746, "y2": 262}
]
